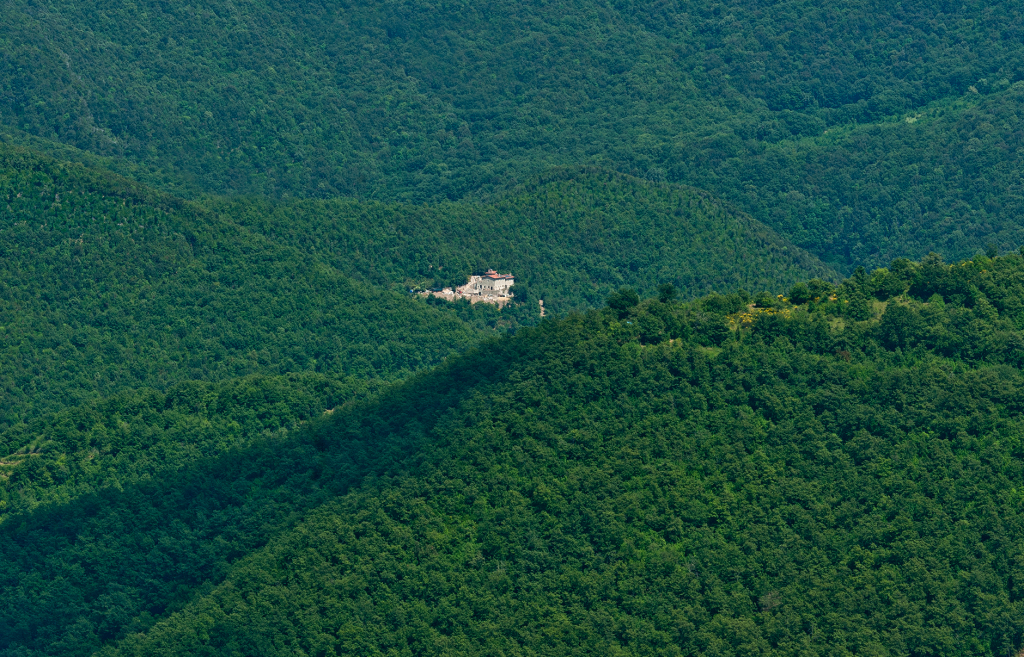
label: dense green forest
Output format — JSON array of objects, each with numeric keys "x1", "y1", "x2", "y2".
[
  {"x1": 216, "y1": 169, "x2": 833, "y2": 311},
  {"x1": 6, "y1": 0, "x2": 1024, "y2": 652},
  {"x1": 1, "y1": 144, "x2": 836, "y2": 425},
  {"x1": 0, "y1": 372, "x2": 375, "y2": 519},
  {"x1": 4, "y1": 252, "x2": 1024, "y2": 655},
  {"x1": 680, "y1": 85, "x2": 1024, "y2": 271},
  {"x1": 0, "y1": 145, "x2": 494, "y2": 425},
  {"x1": 2, "y1": 0, "x2": 1024, "y2": 267}
]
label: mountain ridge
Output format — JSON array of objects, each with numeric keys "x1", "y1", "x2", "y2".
[
  {"x1": 0, "y1": 143, "x2": 494, "y2": 424},
  {"x1": 216, "y1": 167, "x2": 837, "y2": 311},
  {"x1": 3, "y1": 0, "x2": 1024, "y2": 267},
  {"x1": 5, "y1": 252, "x2": 1024, "y2": 654}
]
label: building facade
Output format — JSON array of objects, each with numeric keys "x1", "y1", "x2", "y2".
[{"x1": 464, "y1": 269, "x2": 515, "y2": 297}]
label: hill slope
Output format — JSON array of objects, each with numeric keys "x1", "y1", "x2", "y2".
[
  {"x1": 219, "y1": 170, "x2": 835, "y2": 312},
  {"x1": 3, "y1": 0, "x2": 1024, "y2": 268},
  {"x1": 0, "y1": 145, "x2": 834, "y2": 426},
  {"x1": 678, "y1": 84, "x2": 1024, "y2": 271},
  {"x1": 0, "y1": 372, "x2": 372, "y2": 519},
  {"x1": 3, "y1": 0, "x2": 1020, "y2": 200},
  {"x1": 4, "y1": 253, "x2": 1024, "y2": 655},
  {"x1": 0, "y1": 145, "x2": 491, "y2": 425}
]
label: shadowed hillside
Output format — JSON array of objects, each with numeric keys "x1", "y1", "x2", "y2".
[{"x1": 4, "y1": 253, "x2": 1024, "y2": 655}]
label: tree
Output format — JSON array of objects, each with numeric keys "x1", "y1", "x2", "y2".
[
  {"x1": 877, "y1": 304, "x2": 924, "y2": 350},
  {"x1": 607, "y1": 288, "x2": 640, "y2": 317},
  {"x1": 789, "y1": 282, "x2": 812, "y2": 305}
]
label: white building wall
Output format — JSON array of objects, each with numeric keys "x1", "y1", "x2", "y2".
[{"x1": 463, "y1": 273, "x2": 514, "y2": 296}]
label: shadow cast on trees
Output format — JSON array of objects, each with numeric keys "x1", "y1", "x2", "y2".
[{"x1": 0, "y1": 335, "x2": 521, "y2": 654}]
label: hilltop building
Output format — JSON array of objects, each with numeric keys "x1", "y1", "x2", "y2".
[
  {"x1": 466, "y1": 270, "x2": 515, "y2": 297},
  {"x1": 420, "y1": 269, "x2": 515, "y2": 308}
]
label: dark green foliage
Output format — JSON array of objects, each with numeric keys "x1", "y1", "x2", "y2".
[
  {"x1": 607, "y1": 287, "x2": 640, "y2": 316},
  {"x1": 682, "y1": 87, "x2": 1024, "y2": 271},
  {"x1": 876, "y1": 304, "x2": 924, "y2": 350},
  {"x1": 7, "y1": 0, "x2": 1009, "y2": 198},
  {"x1": 0, "y1": 336, "x2": 520, "y2": 656},
  {"x1": 6, "y1": 1, "x2": 1024, "y2": 647},
  {"x1": 788, "y1": 281, "x2": 812, "y2": 305},
  {"x1": 0, "y1": 144, "x2": 840, "y2": 432},
  {"x1": 870, "y1": 266, "x2": 911, "y2": 301},
  {"x1": 6, "y1": 253, "x2": 1024, "y2": 654},
  {"x1": 3, "y1": 0, "x2": 1024, "y2": 271},
  {"x1": 214, "y1": 171, "x2": 835, "y2": 313},
  {"x1": 0, "y1": 372, "x2": 373, "y2": 519},
  {"x1": 701, "y1": 291, "x2": 748, "y2": 315},
  {"x1": 657, "y1": 283, "x2": 678, "y2": 303},
  {"x1": 0, "y1": 145, "x2": 492, "y2": 425}
]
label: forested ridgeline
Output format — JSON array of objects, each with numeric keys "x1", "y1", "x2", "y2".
[
  {"x1": 0, "y1": 332, "x2": 522, "y2": 656},
  {"x1": 215, "y1": 169, "x2": 835, "y2": 311},
  {"x1": 0, "y1": 145, "x2": 493, "y2": 425},
  {"x1": 3, "y1": 0, "x2": 1024, "y2": 268},
  {"x1": 5, "y1": 252, "x2": 1024, "y2": 655},
  {"x1": 680, "y1": 84, "x2": 1024, "y2": 272}
]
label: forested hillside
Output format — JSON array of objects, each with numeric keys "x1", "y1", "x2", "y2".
[
  {"x1": 1, "y1": 143, "x2": 841, "y2": 425},
  {"x1": 6, "y1": 1, "x2": 1024, "y2": 653},
  {"x1": 0, "y1": 373, "x2": 374, "y2": 519},
  {"x1": 218, "y1": 169, "x2": 834, "y2": 311},
  {"x1": 680, "y1": 84, "x2": 1024, "y2": 271},
  {"x1": 0, "y1": 145, "x2": 493, "y2": 425},
  {"x1": 3, "y1": 0, "x2": 1023, "y2": 267},
  {"x1": 5, "y1": 252, "x2": 1024, "y2": 655}
]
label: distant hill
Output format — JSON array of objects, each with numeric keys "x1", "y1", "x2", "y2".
[
  {"x1": 3, "y1": 0, "x2": 1024, "y2": 268},
  {"x1": 0, "y1": 145, "x2": 491, "y2": 426},
  {"x1": 0, "y1": 146, "x2": 835, "y2": 426},
  {"x1": 4, "y1": 252, "x2": 1024, "y2": 655},
  {"x1": 678, "y1": 84, "x2": 1024, "y2": 271},
  {"x1": 217, "y1": 169, "x2": 836, "y2": 312}
]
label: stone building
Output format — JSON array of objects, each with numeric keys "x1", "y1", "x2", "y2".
[
  {"x1": 471, "y1": 269, "x2": 515, "y2": 296},
  {"x1": 423, "y1": 269, "x2": 515, "y2": 308}
]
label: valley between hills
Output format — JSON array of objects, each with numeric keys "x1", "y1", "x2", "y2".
[{"x1": 3, "y1": 0, "x2": 1024, "y2": 654}]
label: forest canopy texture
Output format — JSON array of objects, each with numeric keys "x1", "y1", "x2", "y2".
[
  {"x1": 5, "y1": 0, "x2": 1024, "y2": 654},
  {"x1": 3, "y1": 253, "x2": 1024, "y2": 655},
  {"x1": 1, "y1": 0, "x2": 1023, "y2": 269},
  {"x1": 0, "y1": 145, "x2": 831, "y2": 425}
]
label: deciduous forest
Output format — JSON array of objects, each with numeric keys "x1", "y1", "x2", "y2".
[
  {"x1": 3, "y1": 0, "x2": 1024, "y2": 653},
  {"x1": 5, "y1": 253, "x2": 1024, "y2": 654}
]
